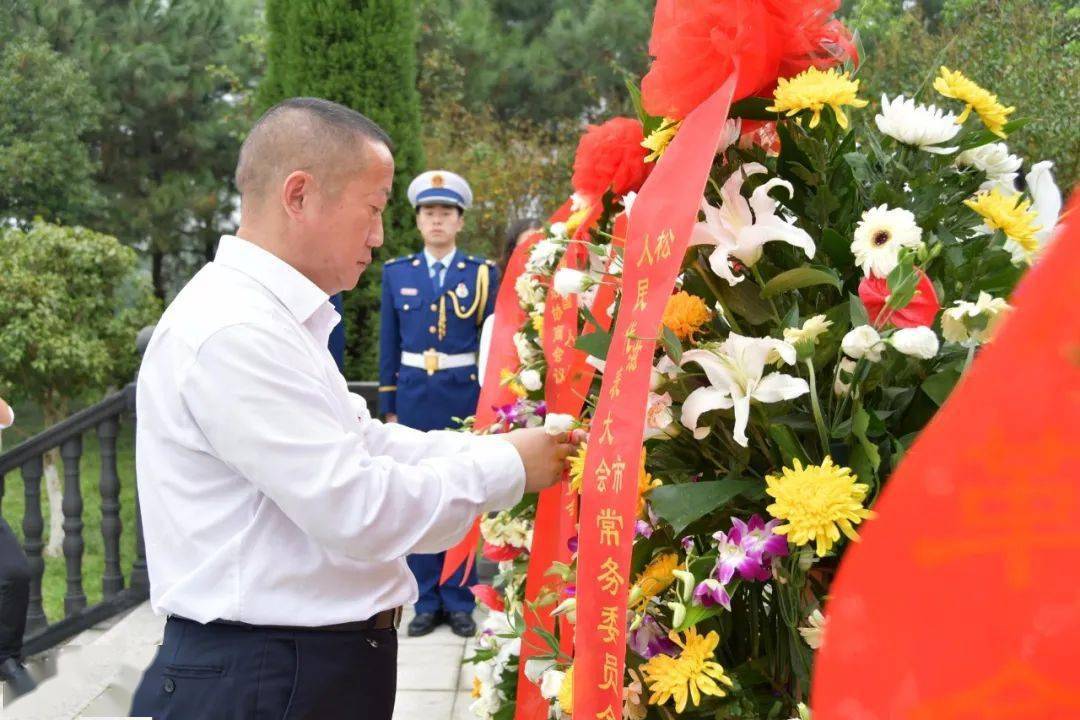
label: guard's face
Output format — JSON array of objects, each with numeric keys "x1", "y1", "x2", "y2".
[
  {"x1": 416, "y1": 204, "x2": 465, "y2": 248},
  {"x1": 315, "y1": 141, "x2": 394, "y2": 292}
]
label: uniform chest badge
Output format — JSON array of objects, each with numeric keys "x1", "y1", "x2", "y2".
[
  {"x1": 455, "y1": 283, "x2": 469, "y2": 298},
  {"x1": 400, "y1": 287, "x2": 419, "y2": 296}
]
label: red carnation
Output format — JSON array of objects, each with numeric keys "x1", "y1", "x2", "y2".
[
  {"x1": 859, "y1": 271, "x2": 941, "y2": 329},
  {"x1": 482, "y1": 541, "x2": 524, "y2": 562},
  {"x1": 571, "y1": 117, "x2": 651, "y2": 200},
  {"x1": 471, "y1": 584, "x2": 505, "y2": 612},
  {"x1": 641, "y1": 0, "x2": 855, "y2": 120}
]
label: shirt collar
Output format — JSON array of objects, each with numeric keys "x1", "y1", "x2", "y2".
[
  {"x1": 214, "y1": 235, "x2": 331, "y2": 324},
  {"x1": 423, "y1": 248, "x2": 456, "y2": 271}
]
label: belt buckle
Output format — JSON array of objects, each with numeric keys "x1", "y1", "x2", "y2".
[{"x1": 423, "y1": 349, "x2": 440, "y2": 375}]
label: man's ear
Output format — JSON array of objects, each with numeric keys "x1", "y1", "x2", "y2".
[{"x1": 281, "y1": 171, "x2": 312, "y2": 220}]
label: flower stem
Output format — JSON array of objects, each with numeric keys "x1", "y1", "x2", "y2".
[
  {"x1": 693, "y1": 255, "x2": 744, "y2": 334},
  {"x1": 805, "y1": 359, "x2": 830, "y2": 456},
  {"x1": 751, "y1": 265, "x2": 782, "y2": 323}
]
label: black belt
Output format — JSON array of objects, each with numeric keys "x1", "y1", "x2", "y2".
[{"x1": 171, "y1": 607, "x2": 402, "y2": 632}]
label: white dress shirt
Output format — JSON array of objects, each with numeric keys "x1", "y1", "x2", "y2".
[
  {"x1": 135, "y1": 235, "x2": 524, "y2": 626},
  {"x1": 423, "y1": 247, "x2": 456, "y2": 289}
]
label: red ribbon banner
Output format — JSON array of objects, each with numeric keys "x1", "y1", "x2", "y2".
[{"x1": 573, "y1": 75, "x2": 738, "y2": 719}]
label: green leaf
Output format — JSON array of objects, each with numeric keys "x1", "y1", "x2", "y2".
[
  {"x1": 849, "y1": 293, "x2": 870, "y2": 327},
  {"x1": 579, "y1": 301, "x2": 604, "y2": 333},
  {"x1": 820, "y1": 227, "x2": 853, "y2": 267},
  {"x1": 760, "y1": 265, "x2": 842, "y2": 299},
  {"x1": 885, "y1": 253, "x2": 919, "y2": 311},
  {"x1": 851, "y1": 406, "x2": 882, "y2": 470},
  {"x1": 921, "y1": 365, "x2": 962, "y2": 406},
  {"x1": 625, "y1": 76, "x2": 663, "y2": 135},
  {"x1": 768, "y1": 425, "x2": 811, "y2": 465},
  {"x1": 575, "y1": 330, "x2": 611, "y2": 360},
  {"x1": 660, "y1": 325, "x2": 683, "y2": 364},
  {"x1": 718, "y1": 279, "x2": 774, "y2": 325},
  {"x1": 956, "y1": 118, "x2": 1031, "y2": 151},
  {"x1": 649, "y1": 478, "x2": 758, "y2": 534},
  {"x1": 729, "y1": 96, "x2": 780, "y2": 120}
]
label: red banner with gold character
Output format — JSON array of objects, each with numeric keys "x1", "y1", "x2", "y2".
[
  {"x1": 515, "y1": 210, "x2": 626, "y2": 720},
  {"x1": 573, "y1": 75, "x2": 738, "y2": 719},
  {"x1": 441, "y1": 199, "x2": 574, "y2": 584}
]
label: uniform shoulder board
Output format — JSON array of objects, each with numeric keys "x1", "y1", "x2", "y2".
[
  {"x1": 384, "y1": 254, "x2": 415, "y2": 266},
  {"x1": 484, "y1": 259, "x2": 496, "y2": 267}
]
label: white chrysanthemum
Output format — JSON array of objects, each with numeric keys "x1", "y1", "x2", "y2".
[
  {"x1": 514, "y1": 273, "x2": 545, "y2": 308},
  {"x1": 850, "y1": 205, "x2": 924, "y2": 278},
  {"x1": 544, "y1": 412, "x2": 576, "y2": 436},
  {"x1": 875, "y1": 95, "x2": 960, "y2": 154},
  {"x1": 513, "y1": 332, "x2": 540, "y2": 365},
  {"x1": 525, "y1": 238, "x2": 564, "y2": 274},
  {"x1": 783, "y1": 314, "x2": 833, "y2": 346},
  {"x1": 889, "y1": 326, "x2": 939, "y2": 359},
  {"x1": 941, "y1": 292, "x2": 1011, "y2": 345},
  {"x1": 842, "y1": 325, "x2": 886, "y2": 362},
  {"x1": 539, "y1": 669, "x2": 566, "y2": 701},
  {"x1": 956, "y1": 142, "x2": 1022, "y2": 192}
]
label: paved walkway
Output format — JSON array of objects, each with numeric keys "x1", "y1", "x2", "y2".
[{"x1": 4, "y1": 603, "x2": 479, "y2": 719}]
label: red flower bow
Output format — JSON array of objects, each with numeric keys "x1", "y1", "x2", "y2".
[
  {"x1": 571, "y1": 117, "x2": 652, "y2": 200},
  {"x1": 471, "y1": 584, "x2": 506, "y2": 612},
  {"x1": 482, "y1": 541, "x2": 524, "y2": 562}
]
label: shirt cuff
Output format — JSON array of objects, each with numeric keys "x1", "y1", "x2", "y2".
[{"x1": 471, "y1": 435, "x2": 526, "y2": 512}]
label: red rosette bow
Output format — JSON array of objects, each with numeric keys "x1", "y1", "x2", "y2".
[
  {"x1": 571, "y1": 117, "x2": 652, "y2": 200},
  {"x1": 859, "y1": 271, "x2": 941, "y2": 329},
  {"x1": 641, "y1": 0, "x2": 856, "y2": 120}
]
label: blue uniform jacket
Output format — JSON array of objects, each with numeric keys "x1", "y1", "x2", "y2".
[{"x1": 378, "y1": 252, "x2": 500, "y2": 430}]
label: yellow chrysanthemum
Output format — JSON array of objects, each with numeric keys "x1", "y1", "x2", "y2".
[
  {"x1": 767, "y1": 67, "x2": 868, "y2": 130},
  {"x1": 557, "y1": 666, "x2": 574, "y2": 715},
  {"x1": 662, "y1": 291, "x2": 712, "y2": 341},
  {"x1": 531, "y1": 312, "x2": 544, "y2": 334},
  {"x1": 933, "y1": 66, "x2": 1015, "y2": 138},
  {"x1": 500, "y1": 368, "x2": 527, "y2": 398},
  {"x1": 567, "y1": 442, "x2": 588, "y2": 493},
  {"x1": 964, "y1": 188, "x2": 1041, "y2": 261},
  {"x1": 641, "y1": 627, "x2": 734, "y2": 713},
  {"x1": 765, "y1": 457, "x2": 875, "y2": 557},
  {"x1": 471, "y1": 676, "x2": 483, "y2": 699},
  {"x1": 631, "y1": 552, "x2": 680, "y2": 607},
  {"x1": 566, "y1": 205, "x2": 592, "y2": 234},
  {"x1": 642, "y1": 117, "x2": 681, "y2": 163},
  {"x1": 637, "y1": 450, "x2": 662, "y2": 520}
]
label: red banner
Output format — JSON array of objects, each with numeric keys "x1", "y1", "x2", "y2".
[
  {"x1": 515, "y1": 211, "x2": 626, "y2": 720},
  {"x1": 441, "y1": 200, "x2": 574, "y2": 584},
  {"x1": 812, "y1": 192, "x2": 1080, "y2": 718},
  {"x1": 573, "y1": 76, "x2": 738, "y2": 719}
]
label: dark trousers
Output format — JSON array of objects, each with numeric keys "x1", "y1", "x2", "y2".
[
  {"x1": 407, "y1": 551, "x2": 477, "y2": 615},
  {"x1": 0, "y1": 517, "x2": 30, "y2": 662},
  {"x1": 131, "y1": 616, "x2": 397, "y2": 719}
]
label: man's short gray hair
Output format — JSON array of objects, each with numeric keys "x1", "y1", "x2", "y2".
[{"x1": 235, "y1": 97, "x2": 393, "y2": 203}]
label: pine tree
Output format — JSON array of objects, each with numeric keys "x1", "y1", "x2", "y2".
[{"x1": 261, "y1": 0, "x2": 425, "y2": 379}]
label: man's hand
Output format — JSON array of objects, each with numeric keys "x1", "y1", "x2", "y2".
[
  {"x1": 384, "y1": 413, "x2": 398, "y2": 424},
  {"x1": 502, "y1": 427, "x2": 586, "y2": 494}
]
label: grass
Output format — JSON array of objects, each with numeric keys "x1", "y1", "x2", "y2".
[{"x1": 1, "y1": 402, "x2": 139, "y2": 626}]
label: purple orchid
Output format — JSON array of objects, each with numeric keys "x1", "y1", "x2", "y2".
[
  {"x1": 534, "y1": 401, "x2": 548, "y2": 419},
  {"x1": 734, "y1": 515, "x2": 789, "y2": 560},
  {"x1": 494, "y1": 402, "x2": 520, "y2": 426},
  {"x1": 635, "y1": 520, "x2": 654, "y2": 539},
  {"x1": 628, "y1": 615, "x2": 678, "y2": 659},
  {"x1": 567, "y1": 535, "x2": 579, "y2": 553},
  {"x1": 680, "y1": 536, "x2": 695, "y2": 552},
  {"x1": 713, "y1": 525, "x2": 767, "y2": 584},
  {"x1": 693, "y1": 579, "x2": 732, "y2": 610}
]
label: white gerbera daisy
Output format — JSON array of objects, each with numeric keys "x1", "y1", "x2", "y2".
[
  {"x1": 875, "y1": 95, "x2": 960, "y2": 154},
  {"x1": 956, "y1": 142, "x2": 1022, "y2": 193},
  {"x1": 850, "y1": 205, "x2": 924, "y2": 278}
]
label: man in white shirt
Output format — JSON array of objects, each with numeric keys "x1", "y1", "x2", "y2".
[{"x1": 130, "y1": 97, "x2": 577, "y2": 719}]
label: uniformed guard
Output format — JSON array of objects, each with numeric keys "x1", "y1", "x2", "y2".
[{"x1": 378, "y1": 170, "x2": 500, "y2": 637}]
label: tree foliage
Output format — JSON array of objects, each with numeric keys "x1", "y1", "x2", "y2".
[
  {"x1": 261, "y1": 0, "x2": 426, "y2": 379},
  {"x1": 417, "y1": 0, "x2": 655, "y2": 125},
  {"x1": 0, "y1": 37, "x2": 102, "y2": 226},
  {"x1": 0, "y1": 221, "x2": 160, "y2": 418}
]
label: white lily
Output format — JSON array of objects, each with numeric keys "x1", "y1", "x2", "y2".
[
  {"x1": 690, "y1": 163, "x2": 816, "y2": 286},
  {"x1": 680, "y1": 334, "x2": 809, "y2": 446},
  {"x1": 1026, "y1": 160, "x2": 1062, "y2": 249}
]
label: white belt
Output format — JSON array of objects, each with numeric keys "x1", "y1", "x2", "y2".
[{"x1": 402, "y1": 350, "x2": 478, "y2": 375}]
